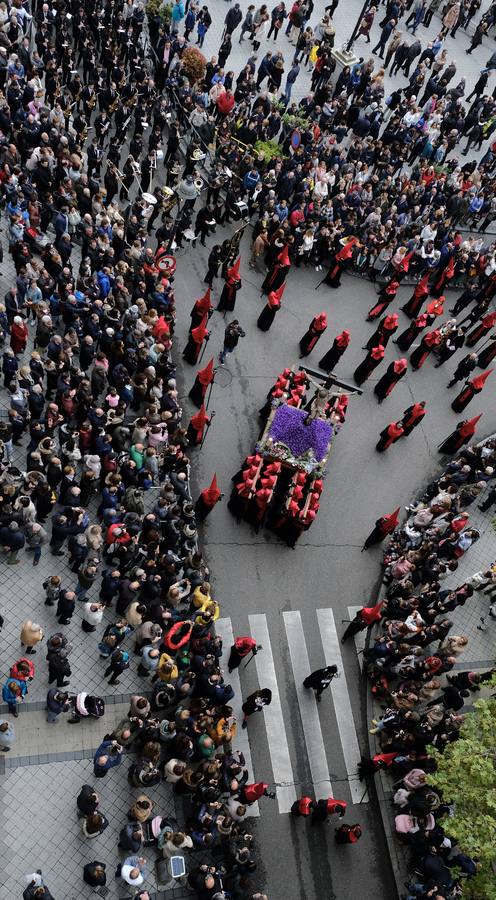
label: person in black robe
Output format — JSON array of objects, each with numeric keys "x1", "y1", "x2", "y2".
[
  {"x1": 395, "y1": 313, "x2": 428, "y2": 351},
  {"x1": 299, "y1": 312, "x2": 327, "y2": 357},
  {"x1": 353, "y1": 345, "x2": 384, "y2": 385},
  {"x1": 319, "y1": 329, "x2": 350, "y2": 371},
  {"x1": 257, "y1": 286, "x2": 283, "y2": 331}
]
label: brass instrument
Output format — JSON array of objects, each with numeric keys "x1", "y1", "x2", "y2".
[
  {"x1": 128, "y1": 92, "x2": 138, "y2": 109},
  {"x1": 119, "y1": 75, "x2": 126, "y2": 89},
  {"x1": 87, "y1": 94, "x2": 96, "y2": 110},
  {"x1": 108, "y1": 97, "x2": 119, "y2": 114}
]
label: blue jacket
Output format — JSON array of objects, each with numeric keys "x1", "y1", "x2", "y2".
[{"x1": 3, "y1": 678, "x2": 27, "y2": 704}]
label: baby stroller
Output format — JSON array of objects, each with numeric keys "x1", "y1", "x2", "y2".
[{"x1": 68, "y1": 691, "x2": 105, "y2": 723}]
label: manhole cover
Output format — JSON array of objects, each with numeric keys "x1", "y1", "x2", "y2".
[{"x1": 214, "y1": 367, "x2": 233, "y2": 389}]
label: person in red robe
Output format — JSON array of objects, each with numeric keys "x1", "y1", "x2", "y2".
[
  {"x1": 261, "y1": 244, "x2": 291, "y2": 294},
  {"x1": 477, "y1": 338, "x2": 496, "y2": 368},
  {"x1": 321, "y1": 238, "x2": 357, "y2": 288},
  {"x1": 425, "y1": 296, "x2": 445, "y2": 324},
  {"x1": 401, "y1": 272, "x2": 430, "y2": 318},
  {"x1": 335, "y1": 823, "x2": 362, "y2": 844},
  {"x1": 189, "y1": 287, "x2": 213, "y2": 332},
  {"x1": 299, "y1": 312, "x2": 327, "y2": 357},
  {"x1": 188, "y1": 357, "x2": 215, "y2": 408},
  {"x1": 401, "y1": 401, "x2": 426, "y2": 435},
  {"x1": 438, "y1": 414, "x2": 482, "y2": 454},
  {"x1": 376, "y1": 420, "x2": 404, "y2": 452},
  {"x1": 341, "y1": 601, "x2": 384, "y2": 642},
  {"x1": 240, "y1": 782, "x2": 275, "y2": 804},
  {"x1": 318, "y1": 329, "x2": 350, "y2": 371},
  {"x1": 291, "y1": 796, "x2": 315, "y2": 817},
  {"x1": 182, "y1": 315, "x2": 209, "y2": 364},
  {"x1": 257, "y1": 284, "x2": 284, "y2": 332},
  {"x1": 410, "y1": 328, "x2": 441, "y2": 369},
  {"x1": 228, "y1": 636, "x2": 258, "y2": 671},
  {"x1": 353, "y1": 343, "x2": 384, "y2": 385},
  {"x1": 466, "y1": 311, "x2": 496, "y2": 347},
  {"x1": 217, "y1": 258, "x2": 242, "y2": 312},
  {"x1": 395, "y1": 313, "x2": 428, "y2": 351},
  {"x1": 366, "y1": 279, "x2": 400, "y2": 320},
  {"x1": 364, "y1": 313, "x2": 399, "y2": 351},
  {"x1": 187, "y1": 404, "x2": 209, "y2": 446},
  {"x1": 195, "y1": 473, "x2": 222, "y2": 521},
  {"x1": 451, "y1": 369, "x2": 493, "y2": 413},
  {"x1": 430, "y1": 256, "x2": 455, "y2": 298},
  {"x1": 361, "y1": 507, "x2": 400, "y2": 551},
  {"x1": 374, "y1": 358, "x2": 407, "y2": 402}
]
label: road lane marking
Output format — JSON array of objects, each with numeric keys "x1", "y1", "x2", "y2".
[{"x1": 248, "y1": 614, "x2": 297, "y2": 813}]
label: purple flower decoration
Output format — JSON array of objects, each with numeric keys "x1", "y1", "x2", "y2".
[{"x1": 268, "y1": 405, "x2": 333, "y2": 462}]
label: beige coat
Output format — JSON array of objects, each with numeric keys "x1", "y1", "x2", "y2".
[
  {"x1": 20, "y1": 620, "x2": 43, "y2": 647},
  {"x1": 443, "y1": 2, "x2": 460, "y2": 29}
]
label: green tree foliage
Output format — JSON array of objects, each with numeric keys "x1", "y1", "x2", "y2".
[{"x1": 428, "y1": 696, "x2": 496, "y2": 899}]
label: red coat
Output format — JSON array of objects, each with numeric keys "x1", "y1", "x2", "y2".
[{"x1": 10, "y1": 321, "x2": 28, "y2": 354}]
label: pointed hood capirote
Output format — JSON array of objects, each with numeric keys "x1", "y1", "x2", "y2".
[
  {"x1": 201, "y1": 474, "x2": 221, "y2": 506},
  {"x1": 197, "y1": 358, "x2": 215, "y2": 386}
]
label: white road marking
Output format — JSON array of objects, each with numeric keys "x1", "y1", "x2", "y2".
[
  {"x1": 248, "y1": 614, "x2": 297, "y2": 814},
  {"x1": 283, "y1": 611, "x2": 333, "y2": 798},
  {"x1": 216, "y1": 617, "x2": 259, "y2": 816},
  {"x1": 317, "y1": 608, "x2": 369, "y2": 804}
]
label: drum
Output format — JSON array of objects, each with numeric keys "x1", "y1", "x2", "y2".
[{"x1": 142, "y1": 192, "x2": 157, "y2": 205}]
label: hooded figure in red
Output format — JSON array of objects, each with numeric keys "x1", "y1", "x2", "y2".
[
  {"x1": 401, "y1": 272, "x2": 430, "y2": 318},
  {"x1": 410, "y1": 328, "x2": 441, "y2": 370},
  {"x1": 396, "y1": 313, "x2": 429, "y2": 351},
  {"x1": 451, "y1": 369, "x2": 492, "y2": 414},
  {"x1": 401, "y1": 401, "x2": 426, "y2": 435},
  {"x1": 321, "y1": 238, "x2": 357, "y2": 289},
  {"x1": 361, "y1": 507, "x2": 400, "y2": 551},
  {"x1": 319, "y1": 329, "x2": 351, "y2": 371},
  {"x1": 217, "y1": 258, "x2": 242, "y2": 313},
  {"x1": 353, "y1": 343, "x2": 384, "y2": 386},
  {"x1": 262, "y1": 244, "x2": 291, "y2": 294},
  {"x1": 365, "y1": 313, "x2": 399, "y2": 351},
  {"x1": 466, "y1": 312, "x2": 496, "y2": 347},
  {"x1": 299, "y1": 312, "x2": 328, "y2": 357},
  {"x1": 188, "y1": 357, "x2": 215, "y2": 408},
  {"x1": 187, "y1": 404, "x2": 210, "y2": 446},
  {"x1": 257, "y1": 284, "x2": 284, "y2": 332},
  {"x1": 182, "y1": 315, "x2": 209, "y2": 365},
  {"x1": 376, "y1": 420, "x2": 404, "y2": 452},
  {"x1": 195, "y1": 473, "x2": 222, "y2": 521},
  {"x1": 367, "y1": 279, "x2": 400, "y2": 321},
  {"x1": 431, "y1": 255, "x2": 455, "y2": 298},
  {"x1": 438, "y1": 414, "x2": 482, "y2": 454},
  {"x1": 341, "y1": 601, "x2": 385, "y2": 642},
  {"x1": 374, "y1": 358, "x2": 407, "y2": 402},
  {"x1": 189, "y1": 287, "x2": 213, "y2": 332}
]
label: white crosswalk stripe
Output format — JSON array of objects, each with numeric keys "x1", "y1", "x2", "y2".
[
  {"x1": 317, "y1": 608, "x2": 369, "y2": 804},
  {"x1": 283, "y1": 611, "x2": 333, "y2": 797},
  {"x1": 248, "y1": 614, "x2": 297, "y2": 814},
  {"x1": 215, "y1": 617, "x2": 260, "y2": 817}
]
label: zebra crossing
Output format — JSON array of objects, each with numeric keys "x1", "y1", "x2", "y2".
[{"x1": 217, "y1": 608, "x2": 369, "y2": 815}]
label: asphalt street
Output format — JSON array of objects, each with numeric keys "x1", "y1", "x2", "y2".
[{"x1": 165, "y1": 4, "x2": 496, "y2": 895}]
